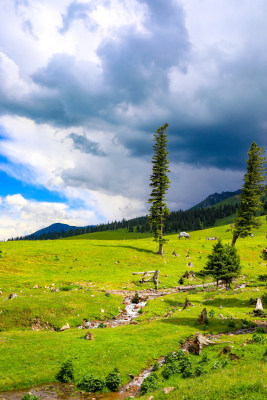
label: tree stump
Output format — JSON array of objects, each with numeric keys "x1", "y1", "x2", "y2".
[
  {"x1": 253, "y1": 297, "x2": 264, "y2": 315},
  {"x1": 153, "y1": 270, "x2": 160, "y2": 290},
  {"x1": 198, "y1": 308, "x2": 208, "y2": 324},
  {"x1": 181, "y1": 333, "x2": 215, "y2": 354},
  {"x1": 183, "y1": 298, "x2": 193, "y2": 309}
]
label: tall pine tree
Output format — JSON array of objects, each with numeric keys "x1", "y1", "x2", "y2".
[
  {"x1": 148, "y1": 123, "x2": 170, "y2": 255},
  {"x1": 232, "y1": 142, "x2": 266, "y2": 246}
]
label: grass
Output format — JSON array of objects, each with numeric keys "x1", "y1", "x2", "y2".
[{"x1": 0, "y1": 216, "x2": 266, "y2": 395}]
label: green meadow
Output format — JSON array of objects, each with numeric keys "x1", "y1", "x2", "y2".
[{"x1": 0, "y1": 217, "x2": 266, "y2": 395}]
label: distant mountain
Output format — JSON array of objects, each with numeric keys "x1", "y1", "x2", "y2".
[
  {"x1": 190, "y1": 189, "x2": 241, "y2": 210},
  {"x1": 31, "y1": 223, "x2": 78, "y2": 237}
]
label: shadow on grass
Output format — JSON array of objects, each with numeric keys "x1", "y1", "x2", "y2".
[
  {"x1": 160, "y1": 317, "x2": 249, "y2": 334},
  {"x1": 203, "y1": 298, "x2": 252, "y2": 308},
  {"x1": 96, "y1": 244, "x2": 156, "y2": 255}
]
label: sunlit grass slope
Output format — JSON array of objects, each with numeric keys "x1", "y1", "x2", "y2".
[{"x1": 0, "y1": 217, "x2": 266, "y2": 392}]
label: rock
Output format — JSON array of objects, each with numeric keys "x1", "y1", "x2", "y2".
[
  {"x1": 101, "y1": 309, "x2": 105, "y2": 313},
  {"x1": 0, "y1": 291, "x2": 2, "y2": 295},
  {"x1": 187, "y1": 262, "x2": 194, "y2": 268},
  {"x1": 218, "y1": 314, "x2": 223, "y2": 318},
  {"x1": 8, "y1": 293, "x2": 17, "y2": 299},
  {"x1": 50, "y1": 287, "x2": 55, "y2": 292},
  {"x1": 60, "y1": 323, "x2": 70, "y2": 331},
  {"x1": 33, "y1": 285, "x2": 38, "y2": 289},
  {"x1": 147, "y1": 396, "x2": 154, "y2": 400},
  {"x1": 172, "y1": 250, "x2": 179, "y2": 256},
  {"x1": 163, "y1": 387, "x2": 175, "y2": 394},
  {"x1": 128, "y1": 373, "x2": 135, "y2": 379},
  {"x1": 55, "y1": 288, "x2": 59, "y2": 292},
  {"x1": 84, "y1": 331, "x2": 94, "y2": 340},
  {"x1": 115, "y1": 261, "x2": 120, "y2": 264},
  {"x1": 220, "y1": 305, "x2": 223, "y2": 309},
  {"x1": 198, "y1": 308, "x2": 208, "y2": 324},
  {"x1": 219, "y1": 346, "x2": 239, "y2": 360}
]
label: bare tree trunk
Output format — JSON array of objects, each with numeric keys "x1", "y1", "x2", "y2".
[
  {"x1": 158, "y1": 243, "x2": 163, "y2": 256},
  {"x1": 231, "y1": 233, "x2": 238, "y2": 247}
]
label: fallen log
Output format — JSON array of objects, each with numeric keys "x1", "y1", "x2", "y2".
[{"x1": 181, "y1": 333, "x2": 216, "y2": 355}]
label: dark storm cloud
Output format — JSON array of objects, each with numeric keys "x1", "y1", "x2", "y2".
[
  {"x1": 1, "y1": 0, "x2": 267, "y2": 172},
  {"x1": 59, "y1": 1, "x2": 97, "y2": 34},
  {"x1": 97, "y1": 0, "x2": 189, "y2": 103},
  {"x1": 69, "y1": 133, "x2": 106, "y2": 156}
]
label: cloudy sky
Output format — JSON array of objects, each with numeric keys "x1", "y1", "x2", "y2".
[{"x1": 0, "y1": 0, "x2": 266, "y2": 239}]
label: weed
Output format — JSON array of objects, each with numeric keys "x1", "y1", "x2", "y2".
[
  {"x1": 208, "y1": 309, "x2": 215, "y2": 318},
  {"x1": 98, "y1": 322, "x2": 107, "y2": 328},
  {"x1": 195, "y1": 366, "x2": 205, "y2": 376}
]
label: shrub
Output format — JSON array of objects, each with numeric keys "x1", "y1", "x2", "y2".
[
  {"x1": 228, "y1": 320, "x2": 236, "y2": 328},
  {"x1": 199, "y1": 354, "x2": 209, "y2": 364},
  {"x1": 98, "y1": 322, "x2": 107, "y2": 328},
  {"x1": 21, "y1": 394, "x2": 40, "y2": 400},
  {"x1": 161, "y1": 362, "x2": 179, "y2": 379},
  {"x1": 258, "y1": 274, "x2": 267, "y2": 282},
  {"x1": 209, "y1": 309, "x2": 216, "y2": 318},
  {"x1": 178, "y1": 356, "x2": 192, "y2": 378},
  {"x1": 77, "y1": 374, "x2": 105, "y2": 392},
  {"x1": 105, "y1": 369, "x2": 121, "y2": 392},
  {"x1": 59, "y1": 286, "x2": 72, "y2": 291},
  {"x1": 55, "y1": 359, "x2": 74, "y2": 383},
  {"x1": 212, "y1": 357, "x2": 229, "y2": 370},
  {"x1": 152, "y1": 362, "x2": 160, "y2": 371},
  {"x1": 256, "y1": 326, "x2": 265, "y2": 334},
  {"x1": 105, "y1": 292, "x2": 111, "y2": 297},
  {"x1": 252, "y1": 333, "x2": 266, "y2": 345},
  {"x1": 141, "y1": 373, "x2": 159, "y2": 394},
  {"x1": 195, "y1": 366, "x2": 205, "y2": 376},
  {"x1": 164, "y1": 352, "x2": 176, "y2": 364}
]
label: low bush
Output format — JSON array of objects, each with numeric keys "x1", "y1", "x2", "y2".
[
  {"x1": 21, "y1": 394, "x2": 40, "y2": 400},
  {"x1": 194, "y1": 366, "x2": 205, "y2": 376},
  {"x1": 152, "y1": 362, "x2": 160, "y2": 371},
  {"x1": 252, "y1": 333, "x2": 266, "y2": 345},
  {"x1": 162, "y1": 362, "x2": 179, "y2": 379},
  {"x1": 55, "y1": 359, "x2": 74, "y2": 383},
  {"x1": 105, "y1": 369, "x2": 121, "y2": 392},
  {"x1": 141, "y1": 373, "x2": 159, "y2": 394},
  {"x1": 77, "y1": 374, "x2": 105, "y2": 392}
]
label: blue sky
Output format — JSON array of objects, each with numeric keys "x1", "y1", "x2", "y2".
[{"x1": 0, "y1": 0, "x2": 266, "y2": 239}]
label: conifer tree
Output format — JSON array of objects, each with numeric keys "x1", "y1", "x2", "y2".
[
  {"x1": 148, "y1": 123, "x2": 170, "y2": 255},
  {"x1": 232, "y1": 142, "x2": 266, "y2": 246},
  {"x1": 204, "y1": 240, "x2": 241, "y2": 288}
]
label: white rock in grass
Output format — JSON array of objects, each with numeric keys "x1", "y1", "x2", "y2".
[{"x1": 60, "y1": 323, "x2": 70, "y2": 331}]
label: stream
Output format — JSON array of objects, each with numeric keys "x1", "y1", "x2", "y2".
[{"x1": 0, "y1": 282, "x2": 251, "y2": 400}]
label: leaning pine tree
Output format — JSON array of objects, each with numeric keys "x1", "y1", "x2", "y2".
[
  {"x1": 148, "y1": 123, "x2": 170, "y2": 256},
  {"x1": 232, "y1": 142, "x2": 266, "y2": 246}
]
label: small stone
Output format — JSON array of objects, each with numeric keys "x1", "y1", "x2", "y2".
[
  {"x1": 33, "y1": 285, "x2": 38, "y2": 289},
  {"x1": 101, "y1": 309, "x2": 105, "y2": 313},
  {"x1": 163, "y1": 387, "x2": 175, "y2": 394},
  {"x1": 147, "y1": 396, "x2": 154, "y2": 400},
  {"x1": 218, "y1": 314, "x2": 223, "y2": 318},
  {"x1": 8, "y1": 293, "x2": 17, "y2": 299},
  {"x1": 220, "y1": 305, "x2": 223, "y2": 309}
]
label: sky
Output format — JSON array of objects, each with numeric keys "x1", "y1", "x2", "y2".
[{"x1": 0, "y1": 0, "x2": 266, "y2": 240}]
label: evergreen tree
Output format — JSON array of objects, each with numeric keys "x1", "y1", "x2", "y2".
[
  {"x1": 232, "y1": 142, "x2": 266, "y2": 246},
  {"x1": 148, "y1": 123, "x2": 170, "y2": 255},
  {"x1": 204, "y1": 240, "x2": 241, "y2": 288}
]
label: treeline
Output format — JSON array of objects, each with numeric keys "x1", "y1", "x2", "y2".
[{"x1": 10, "y1": 203, "x2": 239, "y2": 241}]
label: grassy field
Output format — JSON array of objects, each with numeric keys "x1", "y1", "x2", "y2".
[{"x1": 0, "y1": 217, "x2": 266, "y2": 395}]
